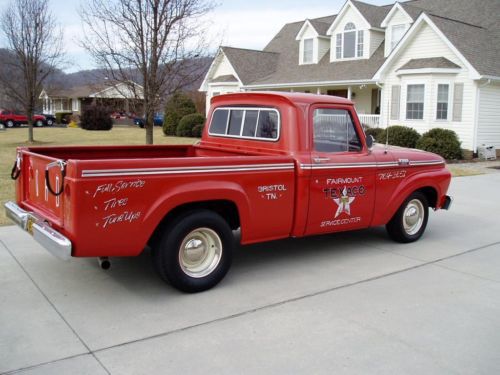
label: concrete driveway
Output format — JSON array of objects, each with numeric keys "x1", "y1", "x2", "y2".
[{"x1": 1, "y1": 173, "x2": 499, "y2": 375}]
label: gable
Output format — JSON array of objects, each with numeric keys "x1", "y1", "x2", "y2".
[
  {"x1": 295, "y1": 20, "x2": 319, "y2": 40},
  {"x1": 374, "y1": 14, "x2": 482, "y2": 81},
  {"x1": 328, "y1": 2, "x2": 370, "y2": 37},
  {"x1": 381, "y1": 3, "x2": 413, "y2": 28}
]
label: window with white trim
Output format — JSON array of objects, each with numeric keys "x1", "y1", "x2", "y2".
[
  {"x1": 357, "y1": 30, "x2": 364, "y2": 57},
  {"x1": 391, "y1": 24, "x2": 406, "y2": 51},
  {"x1": 209, "y1": 107, "x2": 280, "y2": 141},
  {"x1": 303, "y1": 38, "x2": 314, "y2": 63},
  {"x1": 436, "y1": 84, "x2": 449, "y2": 120},
  {"x1": 343, "y1": 23, "x2": 356, "y2": 58},
  {"x1": 336, "y1": 23, "x2": 364, "y2": 59},
  {"x1": 406, "y1": 84, "x2": 425, "y2": 120},
  {"x1": 335, "y1": 34, "x2": 342, "y2": 59}
]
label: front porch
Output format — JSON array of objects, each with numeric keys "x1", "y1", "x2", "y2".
[{"x1": 256, "y1": 83, "x2": 382, "y2": 128}]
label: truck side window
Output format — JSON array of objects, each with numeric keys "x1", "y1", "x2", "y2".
[{"x1": 313, "y1": 108, "x2": 362, "y2": 152}]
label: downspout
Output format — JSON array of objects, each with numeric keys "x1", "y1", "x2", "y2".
[{"x1": 473, "y1": 79, "x2": 491, "y2": 153}]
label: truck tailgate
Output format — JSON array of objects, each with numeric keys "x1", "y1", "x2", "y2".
[{"x1": 16, "y1": 149, "x2": 67, "y2": 227}]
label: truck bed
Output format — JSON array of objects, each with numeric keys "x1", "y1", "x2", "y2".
[{"x1": 14, "y1": 144, "x2": 296, "y2": 257}]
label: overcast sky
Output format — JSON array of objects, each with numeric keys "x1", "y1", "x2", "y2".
[{"x1": 0, "y1": 0, "x2": 389, "y2": 73}]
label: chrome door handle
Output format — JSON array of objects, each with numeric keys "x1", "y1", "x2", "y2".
[{"x1": 313, "y1": 157, "x2": 330, "y2": 163}]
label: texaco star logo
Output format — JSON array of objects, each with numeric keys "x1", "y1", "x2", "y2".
[{"x1": 334, "y1": 187, "x2": 355, "y2": 218}]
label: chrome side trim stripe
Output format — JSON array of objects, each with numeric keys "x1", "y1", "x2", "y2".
[
  {"x1": 82, "y1": 163, "x2": 295, "y2": 178},
  {"x1": 300, "y1": 160, "x2": 444, "y2": 170}
]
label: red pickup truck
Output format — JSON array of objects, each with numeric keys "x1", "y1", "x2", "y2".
[
  {"x1": 5, "y1": 92, "x2": 452, "y2": 292},
  {"x1": 0, "y1": 110, "x2": 47, "y2": 127}
]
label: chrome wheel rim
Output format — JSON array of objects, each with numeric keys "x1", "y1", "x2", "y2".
[
  {"x1": 6, "y1": 121, "x2": 14, "y2": 128},
  {"x1": 403, "y1": 199, "x2": 424, "y2": 235},
  {"x1": 36, "y1": 120, "x2": 43, "y2": 127},
  {"x1": 179, "y1": 228, "x2": 222, "y2": 278}
]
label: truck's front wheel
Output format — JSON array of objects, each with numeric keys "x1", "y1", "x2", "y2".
[
  {"x1": 386, "y1": 191, "x2": 429, "y2": 243},
  {"x1": 153, "y1": 210, "x2": 233, "y2": 293}
]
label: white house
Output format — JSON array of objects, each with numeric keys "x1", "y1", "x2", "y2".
[
  {"x1": 200, "y1": 0, "x2": 500, "y2": 156},
  {"x1": 39, "y1": 81, "x2": 144, "y2": 115}
]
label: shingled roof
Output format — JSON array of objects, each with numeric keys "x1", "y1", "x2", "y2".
[
  {"x1": 207, "y1": 0, "x2": 500, "y2": 89},
  {"x1": 398, "y1": 57, "x2": 461, "y2": 70}
]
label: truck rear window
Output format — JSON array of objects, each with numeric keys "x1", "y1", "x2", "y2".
[{"x1": 209, "y1": 107, "x2": 280, "y2": 141}]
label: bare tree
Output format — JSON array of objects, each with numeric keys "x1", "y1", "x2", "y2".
[
  {"x1": 0, "y1": 0, "x2": 64, "y2": 142},
  {"x1": 81, "y1": 0, "x2": 214, "y2": 144}
]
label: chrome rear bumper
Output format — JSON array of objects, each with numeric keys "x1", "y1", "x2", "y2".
[{"x1": 4, "y1": 201, "x2": 72, "y2": 260}]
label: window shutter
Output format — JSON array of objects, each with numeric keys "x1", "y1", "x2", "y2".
[
  {"x1": 390, "y1": 85, "x2": 401, "y2": 120},
  {"x1": 452, "y1": 83, "x2": 464, "y2": 122}
]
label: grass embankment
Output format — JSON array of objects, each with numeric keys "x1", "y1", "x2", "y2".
[{"x1": 0, "y1": 126, "x2": 197, "y2": 225}]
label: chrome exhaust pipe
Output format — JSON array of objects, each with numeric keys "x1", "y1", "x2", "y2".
[{"x1": 98, "y1": 257, "x2": 111, "y2": 270}]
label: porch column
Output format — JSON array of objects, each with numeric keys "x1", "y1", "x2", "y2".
[
  {"x1": 347, "y1": 86, "x2": 352, "y2": 100},
  {"x1": 290, "y1": 88, "x2": 294, "y2": 93},
  {"x1": 316, "y1": 87, "x2": 322, "y2": 95}
]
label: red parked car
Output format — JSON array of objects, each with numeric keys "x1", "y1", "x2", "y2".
[
  {"x1": 0, "y1": 110, "x2": 47, "y2": 128},
  {"x1": 5, "y1": 92, "x2": 452, "y2": 292}
]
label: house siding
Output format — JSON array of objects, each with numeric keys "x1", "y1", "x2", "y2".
[
  {"x1": 318, "y1": 38, "x2": 330, "y2": 62},
  {"x1": 380, "y1": 22, "x2": 476, "y2": 150},
  {"x1": 477, "y1": 82, "x2": 500, "y2": 150},
  {"x1": 370, "y1": 30, "x2": 385, "y2": 57}
]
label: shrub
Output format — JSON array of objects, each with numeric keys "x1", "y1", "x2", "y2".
[
  {"x1": 80, "y1": 105, "x2": 113, "y2": 131},
  {"x1": 192, "y1": 123, "x2": 205, "y2": 138},
  {"x1": 377, "y1": 125, "x2": 421, "y2": 148},
  {"x1": 163, "y1": 92, "x2": 197, "y2": 136},
  {"x1": 177, "y1": 113, "x2": 205, "y2": 137},
  {"x1": 416, "y1": 128, "x2": 462, "y2": 160},
  {"x1": 364, "y1": 127, "x2": 384, "y2": 141},
  {"x1": 55, "y1": 112, "x2": 72, "y2": 124}
]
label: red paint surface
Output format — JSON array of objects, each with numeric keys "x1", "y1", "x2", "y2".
[{"x1": 13, "y1": 92, "x2": 451, "y2": 257}]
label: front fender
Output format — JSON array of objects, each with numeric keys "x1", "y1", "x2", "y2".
[{"x1": 375, "y1": 168, "x2": 451, "y2": 226}]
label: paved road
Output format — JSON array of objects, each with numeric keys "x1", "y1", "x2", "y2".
[{"x1": 1, "y1": 174, "x2": 499, "y2": 374}]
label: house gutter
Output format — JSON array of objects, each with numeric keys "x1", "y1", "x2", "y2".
[{"x1": 242, "y1": 79, "x2": 376, "y2": 90}]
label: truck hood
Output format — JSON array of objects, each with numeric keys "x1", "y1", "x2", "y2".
[{"x1": 372, "y1": 143, "x2": 445, "y2": 164}]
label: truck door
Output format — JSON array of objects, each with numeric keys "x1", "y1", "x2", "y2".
[{"x1": 304, "y1": 105, "x2": 376, "y2": 235}]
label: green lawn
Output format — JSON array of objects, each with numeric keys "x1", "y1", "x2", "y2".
[{"x1": 0, "y1": 126, "x2": 197, "y2": 225}]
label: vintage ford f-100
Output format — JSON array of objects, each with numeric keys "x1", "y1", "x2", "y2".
[{"x1": 5, "y1": 92, "x2": 452, "y2": 292}]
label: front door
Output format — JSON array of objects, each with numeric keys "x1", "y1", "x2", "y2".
[{"x1": 305, "y1": 105, "x2": 376, "y2": 235}]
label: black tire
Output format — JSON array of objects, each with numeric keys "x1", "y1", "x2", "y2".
[
  {"x1": 35, "y1": 119, "x2": 44, "y2": 127},
  {"x1": 386, "y1": 191, "x2": 429, "y2": 243},
  {"x1": 6, "y1": 120, "x2": 14, "y2": 128},
  {"x1": 153, "y1": 210, "x2": 233, "y2": 293}
]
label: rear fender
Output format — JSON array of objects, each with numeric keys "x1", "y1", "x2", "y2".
[{"x1": 142, "y1": 181, "x2": 250, "y2": 246}]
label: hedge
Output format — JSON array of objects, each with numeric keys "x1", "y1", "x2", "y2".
[
  {"x1": 177, "y1": 113, "x2": 205, "y2": 137},
  {"x1": 163, "y1": 92, "x2": 197, "y2": 136},
  {"x1": 416, "y1": 128, "x2": 462, "y2": 160},
  {"x1": 80, "y1": 106, "x2": 113, "y2": 131},
  {"x1": 377, "y1": 125, "x2": 421, "y2": 148}
]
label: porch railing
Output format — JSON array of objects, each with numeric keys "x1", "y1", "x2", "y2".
[{"x1": 358, "y1": 114, "x2": 380, "y2": 128}]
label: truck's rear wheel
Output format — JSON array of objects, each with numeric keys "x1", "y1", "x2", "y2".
[
  {"x1": 153, "y1": 210, "x2": 233, "y2": 293},
  {"x1": 386, "y1": 191, "x2": 429, "y2": 243}
]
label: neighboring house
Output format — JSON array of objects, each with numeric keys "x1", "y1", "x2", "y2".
[
  {"x1": 200, "y1": 0, "x2": 500, "y2": 155},
  {"x1": 39, "y1": 81, "x2": 144, "y2": 115}
]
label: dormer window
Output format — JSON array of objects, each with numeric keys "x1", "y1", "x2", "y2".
[
  {"x1": 303, "y1": 38, "x2": 313, "y2": 64},
  {"x1": 391, "y1": 24, "x2": 406, "y2": 51},
  {"x1": 335, "y1": 23, "x2": 364, "y2": 59}
]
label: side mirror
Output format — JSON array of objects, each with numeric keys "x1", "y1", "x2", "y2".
[{"x1": 366, "y1": 134, "x2": 375, "y2": 149}]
